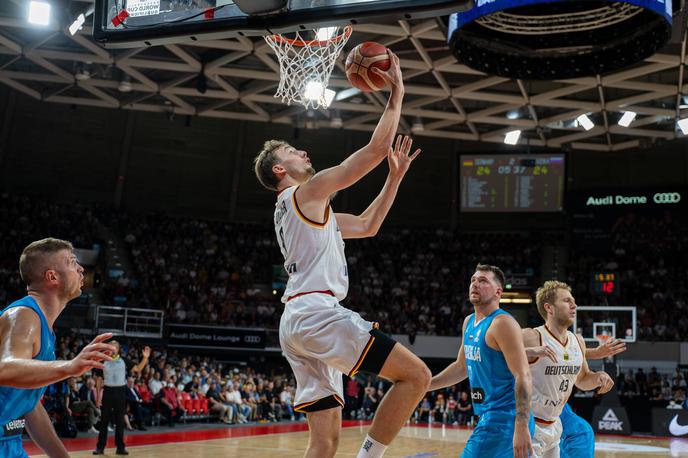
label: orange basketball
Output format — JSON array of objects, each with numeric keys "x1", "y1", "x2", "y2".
[{"x1": 345, "y1": 42, "x2": 391, "y2": 92}]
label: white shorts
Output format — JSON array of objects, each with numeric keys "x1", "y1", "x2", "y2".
[
  {"x1": 279, "y1": 292, "x2": 395, "y2": 413},
  {"x1": 532, "y1": 417, "x2": 563, "y2": 458}
]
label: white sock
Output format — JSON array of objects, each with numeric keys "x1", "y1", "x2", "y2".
[{"x1": 356, "y1": 434, "x2": 388, "y2": 458}]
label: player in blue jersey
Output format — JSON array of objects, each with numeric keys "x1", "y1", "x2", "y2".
[
  {"x1": 527, "y1": 335, "x2": 626, "y2": 458},
  {"x1": 0, "y1": 238, "x2": 116, "y2": 458},
  {"x1": 430, "y1": 264, "x2": 534, "y2": 458}
]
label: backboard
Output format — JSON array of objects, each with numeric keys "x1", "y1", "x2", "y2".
[
  {"x1": 94, "y1": 0, "x2": 474, "y2": 48},
  {"x1": 573, "y1": 306, "x2": 637, "y2": 344}
]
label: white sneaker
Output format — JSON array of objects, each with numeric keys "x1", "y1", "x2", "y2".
[
  {"x1": 89, "y1": 426, "x2": 99, "y2": 434},
  {"x1": 108, "y1": 426, "x2": 114, "y2": 432}
]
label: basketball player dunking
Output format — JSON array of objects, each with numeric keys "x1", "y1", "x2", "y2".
[
  {"x1": 522, "y1": 281, "x2": 614, "y2": 458},
  {"x1": 253, "y1": 51, "x2": 431, "y2": 458},
  {"x1": 0, "y1": 238, "x2": 115, "y2": 458},
  {"x1": 430, "y1": 264, "x2": 534, "y2": 458}
]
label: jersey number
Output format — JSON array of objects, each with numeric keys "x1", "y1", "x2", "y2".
[{"x1": 559, "y1": 379, "x2": 570, "y2": 392}]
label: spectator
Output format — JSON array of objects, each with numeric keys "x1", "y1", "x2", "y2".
[
  {"x1": 457, "y1": 391, "x2": 472, "y2": 426},
  {"x1": 65, "y1": 377, "x2": 100, "y2": 434}
]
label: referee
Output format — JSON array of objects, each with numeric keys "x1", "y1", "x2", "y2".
[{"x1": 93, "y1": 341, "x2": 149, "y2": 456}]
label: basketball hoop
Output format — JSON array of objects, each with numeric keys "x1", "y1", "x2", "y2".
[
  {"x1": 595, "y1": 333, "x2": 612, "y2": 348},
  {"x1": 264, "y1": 25, "x2": 352, "y2": 109}
]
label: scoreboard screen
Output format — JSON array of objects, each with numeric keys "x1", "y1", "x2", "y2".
[
  {"x1": 591, "y1": 272, "x2": 620, "y2": 297},
  {"x1": 460, "y1": 154, "x2": 564, "y2": 212}
]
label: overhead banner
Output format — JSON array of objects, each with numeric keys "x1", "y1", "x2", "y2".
[
  {"x1": 652, "y1": 408, "x2": 688, "y2": 437},
  {"x1": 167, "y1": 324, "x2": 266, "y2": 350}
]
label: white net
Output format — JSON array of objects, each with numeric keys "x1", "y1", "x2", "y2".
[{"x1": 264, "y1": 25, "x2": 352, "y2": 110}]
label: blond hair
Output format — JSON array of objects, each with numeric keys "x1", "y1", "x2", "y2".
[
  {"x1": 535, "y1": 280, "x2": 571, "y2": 320},
  {"x1": 253, "y1": 139, "x2": 288, "y2": 191},
  {"x1": 19, "y1": 238, "x2": 74, "y2": 286}
]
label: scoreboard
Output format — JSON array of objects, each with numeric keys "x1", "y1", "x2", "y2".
[
  {"x1": 591, "y1": 272, "x2": 620, "y2": 297},
  {"x1": 460, "y1": 154, "x2": 565, "y2": 212}
]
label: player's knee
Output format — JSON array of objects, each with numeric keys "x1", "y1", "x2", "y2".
[
  {"x1": 310, "y1": 434, "x2": 339, "y2": 456},
  {"x1": 408, "y1": 363, "x2": 431, "y2": 393}
]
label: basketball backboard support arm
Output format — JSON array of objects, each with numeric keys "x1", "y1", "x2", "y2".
[{"x1": 94, "y1": 0, "x2": 474, "y2": 48}]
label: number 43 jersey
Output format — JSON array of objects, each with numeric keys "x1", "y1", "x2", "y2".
[
  {"x1": 530, "y1": 326, "x2": 584, "y2": 422},
  {"x1": 274, "y1": 186, "x2": 348, "y2": 303}
]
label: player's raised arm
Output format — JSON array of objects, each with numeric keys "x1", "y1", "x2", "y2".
[
  {"x1": 335, "y1": 135, "x2": 420, "y2": 239},
  {"x1": 573, "y1": 334, "x2": 615, "y2": 394},
  {"x1": 429, "y1": 316, "x2": 469, "y2": 391},
  {"x1": 492, "y1": 315, "x2": 533, "y2": 458},
  {"x1": 298, "y1": 50, "x2": 405, "y2": 202}
]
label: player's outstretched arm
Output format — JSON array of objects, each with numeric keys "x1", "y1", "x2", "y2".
[
  {"x1": 586, "y1": 338, "x2": 626, "y2": 360},
  {"x1": 492, "y1": 316, "x2": 533, "y2": 458},
  {"x1": 299, "y1": 51, "x2": 405, "y2": 201},
  {"x1": 429, "y1": 317, "x2": 469, "y2": 391},
  {"x1": 574, "y1": 334, "x2": 614, "y2": 394},
  {"x1": 25, "y1": 402, "x2": 70, "y2": 458},
  {"x1": 336, "y1": 135, "x2": 421, "y2": 238},
  {"x1": 0, "y1": 308, "x2": 115, "y2": 389}
]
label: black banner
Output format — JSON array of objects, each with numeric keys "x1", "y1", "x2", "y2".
[
  {"x1": 652, "y1": 408, "x2": 688, "y2": 437},
  {"x1": 167, "y1": 324, "x2": 266, "y2": 350},
  {"x1": 592, "y1": 405, "x2": 631, "y2": 435}
]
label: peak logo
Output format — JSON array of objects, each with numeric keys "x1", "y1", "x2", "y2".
[{"x1": 598, "y1": 408, "x2": 623, "y2": 431}]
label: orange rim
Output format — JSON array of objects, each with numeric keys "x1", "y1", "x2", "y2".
[{"x1": 268, "y1": 25, "x2": 353, "y2": 47}]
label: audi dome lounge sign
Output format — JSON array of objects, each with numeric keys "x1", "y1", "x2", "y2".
[{"x1": 168, "y1": 324, "x2": 266, "y2": 350}]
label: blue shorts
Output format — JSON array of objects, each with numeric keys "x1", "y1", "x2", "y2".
[
  {"x1": 0, "y1": 437, "x2": 28, "y2": 458},
  {"x1": 461, "y1": 410, "x2": 535, "y2": 458},
  {"x1": 560, "y1": 403, "x2": 594, "y2": 458}
]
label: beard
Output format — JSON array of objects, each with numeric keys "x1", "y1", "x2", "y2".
[{"x1": 556, "y1": 315, "x2": 574, "y2": 328}]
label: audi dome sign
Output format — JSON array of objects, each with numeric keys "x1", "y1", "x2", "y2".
[{"x1": 583, "y1": 191, "x2": 683, "y2": 208}]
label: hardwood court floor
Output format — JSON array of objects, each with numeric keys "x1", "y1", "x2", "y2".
[{"x1": 28, "y1": 421, "x2": 688, "y2": 457}]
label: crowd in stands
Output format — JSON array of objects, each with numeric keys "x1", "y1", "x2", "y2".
[
  {"x1": 568, "y1": 211, "x2": 688, "y2": 341},
  {"x1": 43, "y1": 333, "x2": 688, "y2": 439},
  {"x1": 1, "y1": 192, "x2": 688, "y2": 341}
]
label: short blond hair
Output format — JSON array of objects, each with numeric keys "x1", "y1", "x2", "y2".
[
  {"x1": 253, "y1": 140, "x2": 288, "y2": 191},
  {"x1": 535, "y1": 280, "x2": 571, "y2": 320},
  {"x1": 19, "y1": 238, "x2": 73, "y2": 286}
]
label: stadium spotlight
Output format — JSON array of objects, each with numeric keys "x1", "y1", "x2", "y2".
[
  {"x1": 504, "y1": 130, "x2": 521, "y2": 145},
  {"x1": 618, "y1": 111, "x2": 637, "y2": 127},
  {"x1": 28, "y1": 1, "x2": 51, "y2": 26},
  {"x1": 677, "y1": 117, "x2": 688, "y2": 135},
  {"x1": 68, "y1": 13, "x2": 86, "y2": 35},
  {"x1": 411, "y1": 117, "x2": 424, "y2": 133},
  {"x1": 304, "y1": 81, "x2": 335, "y2": 108},
  {"x1": 576, "y1": 114, "x2": 595, "y2": 131}
]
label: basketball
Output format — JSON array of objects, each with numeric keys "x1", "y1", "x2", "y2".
[{"x1": 345, "y1": 42, "x2": 391, "y2": 92}]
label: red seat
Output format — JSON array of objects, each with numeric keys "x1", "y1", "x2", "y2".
[
  {"x1": 199, "y1": 398, "x2": 209, "y2": 415},
  {"x1": 192, "y1": 398, "x2": 201, "y2": 416},
  {"x1": 183, "y1": 399, "x2": 193, "y2": 415}
]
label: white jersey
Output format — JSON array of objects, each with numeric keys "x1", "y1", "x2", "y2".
[
  {"x1": 274, "y1": 186, "x2": 348, "y2": 303},
  {"x1": 530, "y1": 325, "x2": 584, "y2": 421}
]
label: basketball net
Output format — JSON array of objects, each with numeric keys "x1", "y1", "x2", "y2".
[
  {"x1": 595, "y1": 331, "x2": 612, "y2": 348},
  {"x1": 264, "y1": 26, "x2": 352, "y2": 109}
]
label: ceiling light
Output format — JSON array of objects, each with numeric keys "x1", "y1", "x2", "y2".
[
  {"x1": 68, "y1": 13, "x2": 85, "y2": 35},
  {"x1": 304, "y1": 81, "x2": 336, "y2": 108},
  {"x1": 678, "y1": 118, "x2": 688, "y2": 135},
  {"x1": 315, "y1": 27, "x2": 337, "y2": 41},
  {"x1": 411, "y1": 117, "x2": 424, "y2": 133},
  {"x1": 28, "y1": 1, "x2": 51, "y2": 26},
  {"x1": 576, "y1": 114, "x2": 594, "y2": 131},
  {"x1": 504, "y1": 130, "x2": 521, "y2": 145},
  {"x1": 118, "y1": 75, "x2": 132, "y2": 93},
  {"x1": 506, "y1": 109, "x2": 520, "y2": 120},
  {"x1": 618, "y1": 111, "x2": 636, "y2": 127}
]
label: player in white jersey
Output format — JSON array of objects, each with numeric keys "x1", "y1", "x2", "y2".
[
  {"x1": 522, "y1": 281, "x2": 614, "y2": 458},
  {"x1": 253, "y1": 51, "x2": 431, "y2": 458}
]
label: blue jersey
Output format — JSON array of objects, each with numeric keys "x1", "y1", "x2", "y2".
[
  {"x1": 463, "y1": 309, "x2": 515, "y2": 415},
  {"x1": 0, "y1": 296, "x2": 56, "y2": 424}
]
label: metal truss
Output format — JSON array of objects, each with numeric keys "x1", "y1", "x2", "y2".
[{"x1": 1, "y1": 2, "x2": 687, "y2": 152}]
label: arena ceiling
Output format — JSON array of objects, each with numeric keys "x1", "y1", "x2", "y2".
[{"x1": 1, "y1": 0, "x2": 687, "y2": 152}]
